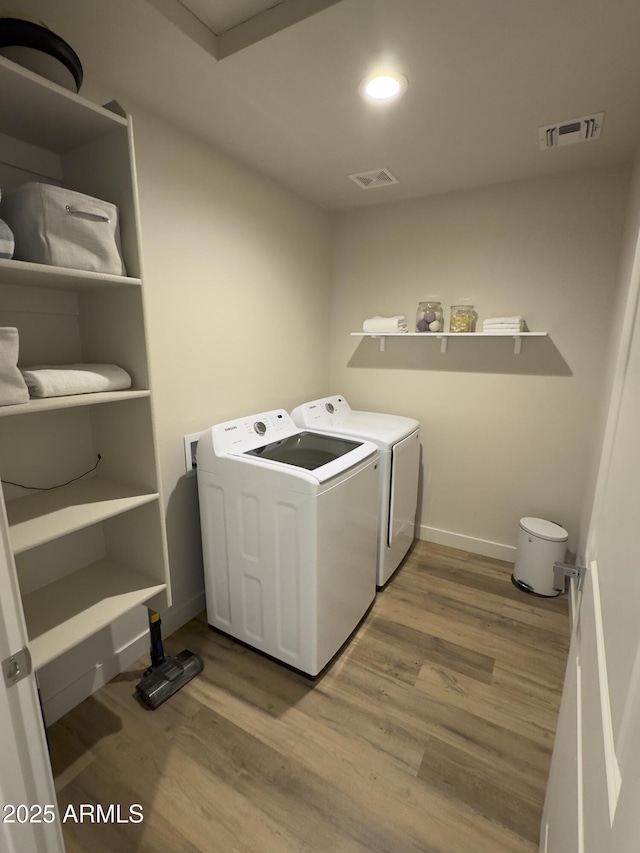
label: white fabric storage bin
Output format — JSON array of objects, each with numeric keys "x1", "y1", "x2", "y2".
[
  {"x1": 0, "y1": 187, "x2": 15, "y2": 259},
  {"x1": 0, "y1": 217, "x2": 14, "y2": 259},
  {"x1": 1, "y1": 182, "x2": 126, "y2": 275},
  {"x1": 0, "y1": 327, "x2": 29, "y2": 406}
]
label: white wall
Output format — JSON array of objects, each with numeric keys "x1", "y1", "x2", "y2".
[
  {"x1": 578, "y1": 146, "x2": 640, "y2": 558},
  {"x1": 330, "y1": 167, "x2": 630, "y2": 559},
  {"x1": 133, "y1": 107, "x2": 331, "y2": 621}
]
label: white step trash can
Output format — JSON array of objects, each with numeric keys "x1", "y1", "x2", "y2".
[{"x1": 512, "y1": 517, "x2": 568, "y2": 597}]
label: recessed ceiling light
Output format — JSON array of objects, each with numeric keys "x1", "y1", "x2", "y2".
[{"x1": 359, "y1": 73, "x2": 408, "y2": 103}]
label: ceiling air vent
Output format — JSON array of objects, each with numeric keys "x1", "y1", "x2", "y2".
[
  {"x1": 538, "y1": 112, "x2": 604, "y2": 150},
  {"x1": 348, "y1": 168, "x2": 399, "y2": 190}
]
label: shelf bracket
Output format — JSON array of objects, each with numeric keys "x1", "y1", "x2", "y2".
[
  {"x1": 513, "y1": 336, "x2": 522, "y2": 355},
  {"x1": 372, "y1": 335, "x2": 386, "y2": 352},
  {"x1": 439, "y1": 336, "x2": 448, "y2": 354}
]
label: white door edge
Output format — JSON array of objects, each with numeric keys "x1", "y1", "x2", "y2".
[
  {"x1": 0, "y1": 500, "x2": 64, "y2": 853},
  {"x1": 576, "y1": 654, "x2": 584, "y2": 853},
  {"x1": 590, "y1": 560, "x2": 622, "y2": 823}
]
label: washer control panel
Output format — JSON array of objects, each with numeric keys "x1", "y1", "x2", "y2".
[
  {"x1": 293, "y1": 395, "x2": 352, "y2": 427},
  {"x1": 213, "y1": 409, "x2": 296, "y2": 453}
]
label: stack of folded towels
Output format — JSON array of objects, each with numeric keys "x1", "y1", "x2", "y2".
[
  {"x1": 362, "y1": 315, "x2": 409, "y2": 334},
  {"x1": 20, "y1": 363, "x2": 132, "y2": 398},
  {"x1": 482, "y1": 316, "x2": 526, "y2": 334}
]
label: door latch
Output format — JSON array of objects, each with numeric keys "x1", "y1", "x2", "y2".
[
  {"x1": 2, "y1": 647, "x2": 32, "y2": 687},
  {"x1": 553, "y1": 561, "x2": 587, "y2": 594}
]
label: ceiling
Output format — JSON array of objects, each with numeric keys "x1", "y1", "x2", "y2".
[
  {"x1": 2, "y1": 0, "x2": 640, "y2": 210},
  {"x1": 179, "y1": 0, "x2": 287, "y2": 35}
]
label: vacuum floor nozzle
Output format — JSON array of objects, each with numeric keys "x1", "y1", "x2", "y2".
[{"x1": 135, "y1": 649, "x2": 204, "y2": 710}]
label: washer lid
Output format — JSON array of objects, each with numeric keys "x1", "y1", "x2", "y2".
[
  {"x1": 291, "y1": 396, "x2": 419, "y2": 448},
  {"x1": 200, "y1": 409, "x2": 378, "y2": 485},
  {"x1": 245, "y1": 431, "x2": 363, "y2": 470},
  {"x1": 333, "y1": 411, "x2": 420, "y2": 446},
  {"x1": 520, "y1": 517, "x2": 568, "y2": 541}
]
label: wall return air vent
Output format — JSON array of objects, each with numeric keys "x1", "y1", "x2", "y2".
[
  {"x1": 538, "y1": 112, "x2": 604, "y2": 150},
  {"x1": 348, "y1": 168, "x2": 399, "y2": 190}
]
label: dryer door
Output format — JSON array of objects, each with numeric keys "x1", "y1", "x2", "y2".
[{"x1": 388, "y1": 431, "x2": 420, "y2": 548}]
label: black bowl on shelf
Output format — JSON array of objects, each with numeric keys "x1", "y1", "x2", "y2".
[{"x1": 0, "y1": 16, "x2": 83, "y2": 92}]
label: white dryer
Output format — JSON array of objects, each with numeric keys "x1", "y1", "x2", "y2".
[
  {"x1": 196, "y1": 409, "x2": 379, "y2": 676},
  {"x1": 291, "y1": 395, "x2": 420, "y2": 587}
]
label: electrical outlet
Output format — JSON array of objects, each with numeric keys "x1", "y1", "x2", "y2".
[{"x1": 184, "y1": 432, "x2": 201, "y2": 477}]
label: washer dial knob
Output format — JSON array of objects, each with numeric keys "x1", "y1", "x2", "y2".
[
  {"x1": 253, "y1": 421, "x2": 267, "y2": 435},
  {"x1": 325, "y1": 403, "x2": 335, "y2": 414}
]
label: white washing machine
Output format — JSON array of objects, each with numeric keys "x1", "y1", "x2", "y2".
[
  {"x1": 291, "y1": 395, "x2": 420, "y2": 587},
  {"x1": 196, "y1": 409, "x2": 379, "y2": 676}
]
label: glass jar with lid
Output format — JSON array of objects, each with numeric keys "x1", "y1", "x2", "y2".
[
  {"x1": 449, "y1": 305, "x2": 477, "y2": 333},
  {"x1": 416, "y1": 300, "x2": 443, "y2": 332}
]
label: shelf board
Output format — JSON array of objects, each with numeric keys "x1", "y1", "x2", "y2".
[
  {"x1": 352, "y1": 331, "x2": 547, "y2": 338},
  {"x1": 352, "y1": 331, "x2": 548, "y2": 354},
  {"x1": 0, "y1": 390, "x2": 150, "y2": 418},
  {"x1": 22, "y1": 558, "x2": 166, "y2": 669},
  {"x1": 0, "y1": 257, "x2": 141, "y2": 290},
  {"x1": 0, "y1": 55, "x2": 127, "y2": 152},
  {"x1": 6, "y1": 478, "x2": 159, "y2": 554}
]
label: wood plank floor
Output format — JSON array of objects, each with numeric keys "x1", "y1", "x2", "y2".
[{"x1": 47, "y1": 541, "x2": 570, "y2": 853}]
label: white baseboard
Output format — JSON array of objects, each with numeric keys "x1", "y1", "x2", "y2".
[
  {"x1": 42, "y1": 590, "x2": 206, "y2": 726},
  {"x1": 41, "y1": 632, "x2": 149, "y2": 725},
  {"x1": 418, "y1": 524, "x2": 516, "y2": 563}
]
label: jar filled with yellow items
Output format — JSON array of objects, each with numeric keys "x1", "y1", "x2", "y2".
[{"x1": 449, "y1": 305, "x2": 477, "y2": 333}]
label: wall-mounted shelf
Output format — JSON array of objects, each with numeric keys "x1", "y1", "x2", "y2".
[
  {"x1": 6, "y1": 478, "x2": 160, "y2": 554},
  {"x1": 0, "y1": 55, "x2": 127, "y2": 152},
  {"x1": 352, "y1": 331, "x2": 548, "y2": 355},
  {"x1": 21, "y1": 558, "x2": 166, "y2": 670},
  {"x1": 0, "y1": 390, "x2": 150, "y2": 418},
  {"x1": 0, "y1": 257, "x2": 142, "y2": 291}
]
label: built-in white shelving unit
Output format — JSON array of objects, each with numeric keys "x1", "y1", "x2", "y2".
[
  {"x1": 352, "y1": 331, "x2": 548, "y2": 354},
  {"x1": 0, "y1": 55, "x2": 170, "y2": 672}
]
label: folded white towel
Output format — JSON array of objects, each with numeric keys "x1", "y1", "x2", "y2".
[
  {"x1": 483, "y1": 316, "x2": 524, "y2": 325},
  {"x1": 21, "y1": 363, "x2": 132, "y2": 398},
  {"x1": 483, "y1": 320, "x2": 525, "y2": 332},
  {"x1": 482, "y1": 328, "x2": 523, "y2": 334},
  {"x1": 363, "y1": 315, "x2": 409, "y2": 334}
]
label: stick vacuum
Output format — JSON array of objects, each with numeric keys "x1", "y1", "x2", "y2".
[{"x1": 135, "y1": 609, "x2": 204, "y2": 709}]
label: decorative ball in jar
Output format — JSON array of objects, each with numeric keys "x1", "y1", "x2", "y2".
[{"x1": 416, "y1": 300, "x2": 443, "y2": 332}]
